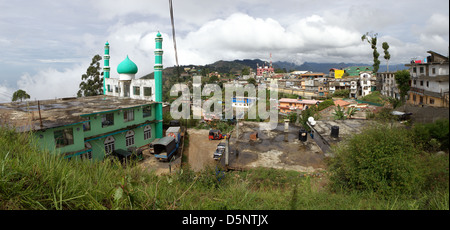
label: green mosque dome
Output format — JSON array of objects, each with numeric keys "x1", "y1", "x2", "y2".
[
  {"x1": 117, "y1": 55, "x2": 138, "y2": 74},
  {"x1": 157, "y1": 31, "x2": 162, "y2": 37}
]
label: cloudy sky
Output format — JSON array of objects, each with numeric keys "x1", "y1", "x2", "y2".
[{"x1": 0, "y1": 0, "x2": 448, "y2": 102}]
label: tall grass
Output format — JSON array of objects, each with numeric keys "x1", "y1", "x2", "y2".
[{"x1": 0, "y1": 127, "x2": 448, "y2": 210}]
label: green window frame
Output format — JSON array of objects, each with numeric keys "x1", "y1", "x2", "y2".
[{"x1": 54, "y1": 128, "x2": 74, "y2": 148}]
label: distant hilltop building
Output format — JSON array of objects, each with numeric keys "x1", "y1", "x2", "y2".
[
  {"x1": 256, "y1": 53, "x2": 275, "y2": 77},
  {"x1": 0, "y1": 32, "x2": 165, "y2": 161}
]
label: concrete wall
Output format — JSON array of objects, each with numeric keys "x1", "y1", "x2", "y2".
[
  {"x1": 34, "y1": 123, "x2": 85, "y2": 156},
  {"x1": 399, "y1": 103, "x2": 449, "y2": 123},
  {"x1": 87, "y1": 123, "x2": 156, "y2": 160},
  {"x1": 105, "y1": 78, "x2": 155, "y2": 101},
  {"x1": 130, "y1": 79, "x2": 155, "y2": 101}
]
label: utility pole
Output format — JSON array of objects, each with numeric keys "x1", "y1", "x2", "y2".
[{"x1": 38, "y1": 100, "x2": 43, "y2": 129}]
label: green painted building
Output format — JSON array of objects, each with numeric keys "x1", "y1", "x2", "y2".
[
  {"x1": 344, "y1": 66, "x2": 373, "y2": 76},
  {"x1": 0, "y1": 32, "x2": 164, "y2": 161},
  {"x1": 1, "y1": 96, "x2": 160, "y2": 160}
]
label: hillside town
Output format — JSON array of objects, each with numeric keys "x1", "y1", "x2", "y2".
[
  {"x1": 1, "y1": 33, "x2": 448, "y2": 174},
  {"x1": 0, "y1": 1, "x2": 448, "y2": 214}
]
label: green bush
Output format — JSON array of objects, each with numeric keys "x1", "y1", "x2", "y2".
[
  {"x1": 412, "y1": 119, "x2": 449, "y2": 151},
  {"x1": 360, "y1": 91, "x2": 384, "y2": 105},
  {"x1": 299, "y1": 106, "x2": 319, "y2": 132},
  {"x1": 317, "y1": 99, "x2": 334, "y2": 111},
  {"x1": 329, "y1": 124, "x2": 426, "y2": 197},
  {"x1": 332, "y1": 89, "x2": 350, "y2": 98}
]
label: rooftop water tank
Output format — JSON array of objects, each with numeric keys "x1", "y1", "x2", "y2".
[{"x1": 331, "y1": 126, "x2": 339, "y2": 138}]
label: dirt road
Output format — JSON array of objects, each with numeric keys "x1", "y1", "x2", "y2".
[{"x1": 186, "y1": 129, "x2": 222, "y2": 172}]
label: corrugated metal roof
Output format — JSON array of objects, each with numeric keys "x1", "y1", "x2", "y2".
[
  {"x1": 154, "y1": 136, "x2": 175, "y2": 146},
  {"x1": 166, "y1": 127, "x2": 180, "y2": 133}
]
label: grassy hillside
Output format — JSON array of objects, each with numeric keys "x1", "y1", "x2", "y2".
[{"x1": 0, "y1": 125, "x2": 448, "y2": 210}]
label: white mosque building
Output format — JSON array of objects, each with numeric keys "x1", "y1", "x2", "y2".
[{"x1": 103, "y1": 42, "x2": 156, "y2": 101}]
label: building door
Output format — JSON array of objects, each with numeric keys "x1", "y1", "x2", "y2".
[
  {"x1": 104, "y1": 136, "x2": 115, "y2": 156},
  {"x1": 123, "y1": 83, "x2": 130, "y2": 97}
]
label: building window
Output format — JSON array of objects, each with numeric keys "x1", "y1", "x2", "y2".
[
  {"x1": 124, "y1": 109, "x2": 134, "y2": 122},
  {"x1": 420, "y1": 67, "x2": 424, "y2": 74},
  {"x1": 419, "y1": 96, "x2": 423, "y2": 104},
  {"x1": 143, "y1": 105, "x2": 152, "y2": 118},
  {"x1": 426, "y1": 81, "x2": 429, "y2": 87},
  {"x1": 115, "y1": 85, "x2": 119, "y2": 93},
  {"x1": 420, "y1": 81, "x2": 423, "y2": 86},
  {"x1": 430, "y1": 98, "x2": 435, "y2": 104},
  {"x1": 144, "y1": 87, "x2": 152, "y2": 96},
  {"x1": 80, "y1": 151, "x2": 92, "y2": 160},
  {"x1": 104, "y1": 136, "x2": 115, "y2": 155},
  {"x1": 432, "y1": 68, "x2": 436, "y2": 75},
  {"x1": 54, "y1": 128, "x2": 74, "y2": 148},
  {"x1": 83, "y1": 118, "x2": 91, "y2": 131},
  {"x1": 125, "y1": 130, "x2": 135, "y2": 147},
  {"x1": 413, "y1": 94, "x2": 416, "y2": 102},
  {"x1": 144, "y1": 125, "x2": 152, "y2": 140},
  {"x1": 413, "y1": 67, "x2": 416, "y2": 73},
  {"x1": 133, "y1": 86, "x2": 140, "y2": 96},
  {"x1": 102, "y1": 113, "x2": 114, "y2": 127},
  {"x1": 413, "y1": 80, "x2": 416, "y2": 85}
]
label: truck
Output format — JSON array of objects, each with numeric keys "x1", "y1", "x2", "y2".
[
  {"x1": 154, "y1": 126, "x2": 182, "y2": 161},
  {"x1": 153, "y1": 136, "x2": 178, "y2": 161}
]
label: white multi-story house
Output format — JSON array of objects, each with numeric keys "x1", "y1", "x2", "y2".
[
  {"x1": 406, "y1": 51, "x2": 449, "y2": 107},
  {"x1": 378, "y1": 72, "x2": 400, "y2": 100},
  {"x1": 359, "y1": 71, "x2": 373, "y2": 98},
  {"x1": 350, "y1": 80, "x2": 358, "y2": 98}
]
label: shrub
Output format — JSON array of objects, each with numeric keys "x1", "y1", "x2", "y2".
[
  {"x1": 332, "y1": 105, "x2": 346, "y2": 120},
  {"x1": 317, "y1": 99, "x2": 334, "y2": 111},
  {"x1": 360, "y1": 91, "x2": 384, "y2": 105},
  {"x1": 299, "y1": 106, "x2": 319, "y2": 132},
  {"x1": 328, "y1": 124, "x2": 426, "y2": 197},
  {"x1": 412, "y1": 119, "x2": 449, "y2": 152},
  {"x1": 332, "y1": 89, "x2": 350, "y2": 98}
]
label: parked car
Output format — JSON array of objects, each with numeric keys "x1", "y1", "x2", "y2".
[{"x1": 213, "y1": 142, "x2": 226, "y2": 160}]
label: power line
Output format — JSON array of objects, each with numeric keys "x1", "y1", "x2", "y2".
[{"x1": 168, "y1": 0, "x2": 180, "y2": 79}]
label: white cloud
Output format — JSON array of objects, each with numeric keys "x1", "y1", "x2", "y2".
[
  {"x1": 0, "y1": 0, "x2": 448, "y2": 103},
  {"x1": 175, "y1": 13, "x2": 366, "y2": 65},
  {"x1": 16, "y1": 64, "x2": 87, "y2": 101},
  {"x1": 0, "y1": 84, "x2": 14, "y2": 103}
]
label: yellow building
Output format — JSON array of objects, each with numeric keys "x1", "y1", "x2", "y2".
[{"x1": 330, "y1": 68, "x2": 344, "y2": 79}]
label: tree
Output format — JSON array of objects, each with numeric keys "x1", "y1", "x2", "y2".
[
  {"x1": 288, "y1": 112, "x2": 298, "y2": 123},
  {"x1": 241, "y1": 67, "x2": 250, "y2": 76},
  {"x1": 12, "y1": 89, "x2": 30, "y2": 102},
  {"x1": 208, "y1": 75, "x2": 219, "y2": 83},
  {"x1": 394, "y1": 69, "x2": 411, "y2": 103},
  {"x1": 361, "y1": 32, "x2": 380, "y2": 74},
  {"x1": 332, "y1": 105, "x2": 346, "y2": 120},
  {"x1": 346, "y1": 107, "x2": 357, "y2": 119},
  {"x1": 247, "y1": 77, "x2": 256, "y2": 85},
  {"x1": 382, "y1": 42, "x2": 391, "y2": 72},
  {"x1": 77, "y1": 54, "x2": 103, "y2": 97},
  {"x1": 201, "y1": 68, "x2": 210, "y2": 77}
]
